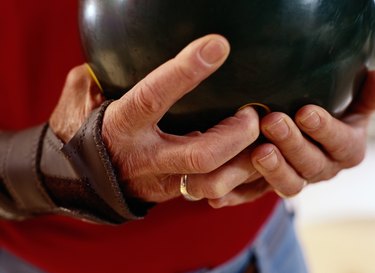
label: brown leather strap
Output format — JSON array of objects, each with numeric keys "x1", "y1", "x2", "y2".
[
  {"x1": 0, "y1": 101, "x2": 150, "y2": 224},
  {"x1": 0, "y1": 178, "x2": 28, "y2": 220},
  {"x1": 40, "y1": 101, "x2": 142, "y2": 223},
  {"x1": 61, "y1": 101, "x2": 136, "y2": 220},
  {"x1": 1, "y1": 125, "x2": 54, "y2": 212},
  {"x1": 0, "y1": 133, "x2": 21, "y2": 220}
]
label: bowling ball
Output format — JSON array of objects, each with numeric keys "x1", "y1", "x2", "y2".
[{"x1": 79, "y1": 0, "x2": 375, "y2": 134}]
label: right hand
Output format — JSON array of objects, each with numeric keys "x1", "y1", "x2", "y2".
[{"x1": 101, "y1": 34, "x2": 262, "y2": 203}]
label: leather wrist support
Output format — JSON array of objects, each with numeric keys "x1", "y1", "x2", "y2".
[{"x1": 0, "y1": 101, "x2": 149, "y2": 224}]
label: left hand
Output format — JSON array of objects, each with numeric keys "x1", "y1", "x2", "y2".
[{"x1": 209, "y1": 71, "x2": 375, "y2": 208}]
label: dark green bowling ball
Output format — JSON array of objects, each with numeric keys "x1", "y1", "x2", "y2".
[{"x1": 79, "y1": 0, "x2": 375, "y2": 134}]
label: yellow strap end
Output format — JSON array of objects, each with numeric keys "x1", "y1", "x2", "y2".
[{"x1": 85, "y1": 63, "x2": 104, "y2": 93}]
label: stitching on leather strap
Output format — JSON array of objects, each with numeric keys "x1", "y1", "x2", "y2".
[
  {"x1": 92, "y1": 101, "x2": 136, "y2": 218},
  {"x1": 61, "y1": 101, "x2": 139, "y2": 221}
]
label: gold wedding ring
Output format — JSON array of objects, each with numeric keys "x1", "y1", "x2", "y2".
[{"x1": 180, "y1": 174, "x2": 201, "y2": 201}]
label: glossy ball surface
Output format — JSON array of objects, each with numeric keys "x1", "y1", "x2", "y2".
[{"x1": 79, "y1": 0, "x2": 375, "y2": 133}]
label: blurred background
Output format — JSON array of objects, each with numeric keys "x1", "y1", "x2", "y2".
[{"x1": 292, "y1": 115, "x2": 375, "y2": 273}]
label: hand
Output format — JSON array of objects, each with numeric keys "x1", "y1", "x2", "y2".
[
  {"x1": 101, "y1": 34, "x2": 264, "y2": 202},
  {"x1": 249, "y1": 71, "x2": 375, "y2": 198},
  {"x1": 51, "y1": 35, "x2": 375, "y2": 209},
  {"x1": 49, "y1": 34, "x2": 264, "y2": 204}
]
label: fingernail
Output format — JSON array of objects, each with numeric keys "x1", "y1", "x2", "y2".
[
  {"x1": 265, "y1": 118, "x2": 290, "y2": 140},
  {"x1": 300, "y1": 111, "x2": 321, "y2": 129},
  {"x1": 257, "y1": 150, "x2": 278, "y2": 171},
  {"x1": 199, "y1": 39, "x2": 228, "y2": 65}
]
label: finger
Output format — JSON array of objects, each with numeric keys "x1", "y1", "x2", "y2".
[
  {"x1": 261, "y1": 112, "x2": 334, "y2": 181},
  {"x1": 183, "y1": 147, "x2": 261, "y2": 200},
  {"x1": 155, "y1": 106, "x2": 260, "y2": 174},
  {"x1": 251, "y1": 144, "x2": 307, "y2": 197},
  {"x1": 50, "y1": 65, "x2": 105, "y2": 142},
  {"x1": 207, "y1": 179, "x2": 271, "y2": 208},
  {"x1": 114, "y1": 34, "x2": 230, "y2": 128},
  {"x1": 295, "y1": 105, "x2": 366, "y2": 168}
]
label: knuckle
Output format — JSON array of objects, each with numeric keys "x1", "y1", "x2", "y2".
[
  {"x1": 172, "y1": 62, "x2": 198, "y2": 84},
  {"x1": 328, "y1": 140, "x2": 350, "y2": 155},
  {"x1": 244, "y1": 180, "x2": 270, "y2": 201},
  {"x1": 301, "y1": 160, "x2": 326, "y2": 181},
  {"x1": 284, "y1": 140, "x2": 306, "y2": 158},
  {"x1": 318, "y1": 166, "x2": 341, "y2": 182},
  {"x1": 342, "y1": 149, "x2": 365, "y2": 168},
  {"x1": 65, "y1": 65, "x2": 89, "y2": 90},
  {"x1": 135, "y1": 81, "x2": 164, "y2": 115},
  {"x1": 202, "y1": 182, "x2": 226, "y2": 199},
  {"x1": 185, "y1": 147, "x2": 217, "y2": 173},
  {"x1": 105, "y1": 102, "x2": 132, "y2": 132},
  {"x1": 328, "y1": 143, "x2": 353, "y2": 163}
]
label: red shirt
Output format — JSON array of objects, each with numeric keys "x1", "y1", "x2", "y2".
[{"x1": 0, "y1": 1, "x2": 278, "y2": 272}]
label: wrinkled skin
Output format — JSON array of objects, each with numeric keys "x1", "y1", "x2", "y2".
[{"x1": 50, "y1": 35, "x2": 375, "y2": 208}]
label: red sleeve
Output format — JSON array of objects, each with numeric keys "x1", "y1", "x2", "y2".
[{"x1": 0, "y1": 1, "x2": 84, "y2": 130}]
